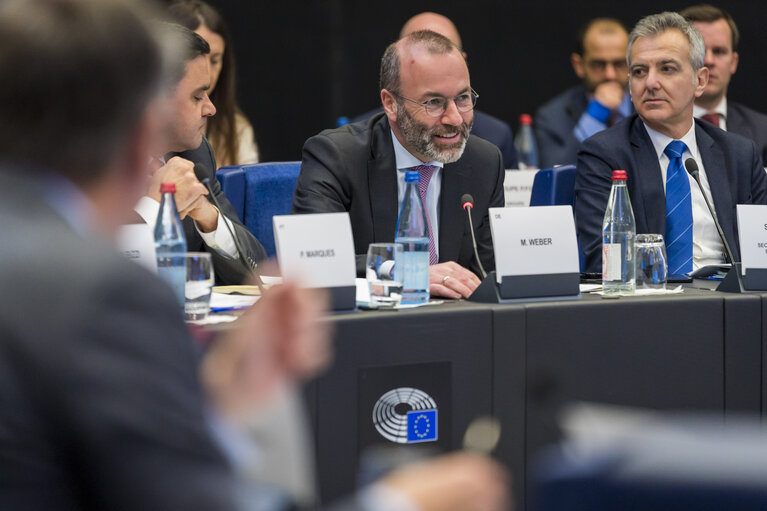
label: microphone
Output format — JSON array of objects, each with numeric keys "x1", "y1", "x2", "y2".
[
  {"x1": 683, "y1": 158, "x2": 735, "y2": 265},
  {"x1": 199, "y1": 168, "x2": 265, "y2": 292},
  {"x1": 460, "y1": 193, "x2": 487, "y2": 279}
]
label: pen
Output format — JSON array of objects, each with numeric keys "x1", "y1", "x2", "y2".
[{"x1": 210, "y1": 305, "x2": 252, "y2": 313}]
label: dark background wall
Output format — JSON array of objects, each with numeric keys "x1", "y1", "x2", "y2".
[{"x1": 196, "y1": 1, "x2": 767, "y2": 162}]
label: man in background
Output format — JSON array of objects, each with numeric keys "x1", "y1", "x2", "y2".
[
  {"x1": 352, "y1": 12, "x2": 518, "y2": 170},
  {"x1": 535, "y1": 18, "x2": 632, "y2": 168},
  {"x1": 680, "y1": 4, "x2": 767, "y2": 163},
  {"x1": 137, "y1": 23, "x2": 266, "y2": 284}
]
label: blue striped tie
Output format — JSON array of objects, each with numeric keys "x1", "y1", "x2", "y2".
[{"x1": 664, "y1": 140, "x2": 693, "y2": 274}]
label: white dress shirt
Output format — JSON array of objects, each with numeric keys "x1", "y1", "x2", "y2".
[
  {"x1": 643, "y1": 121, "x2": 725, "y2": 269},
  {"x1": 693, "y1": 96, "x2": 728, "y2": 131},
  {"x1": 390, "y1": 131, "x2": 443, "y2": 258}
]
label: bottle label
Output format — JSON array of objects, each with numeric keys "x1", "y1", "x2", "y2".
[{"x1": 603, "y1": 243, "x2": 622, "y2": 281}]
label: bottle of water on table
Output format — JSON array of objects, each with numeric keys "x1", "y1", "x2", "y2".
[
  {"x1": 395, "y1": 171, "x2": 430, "y2": 305},
  {"x1": 154, "y1": 182, "x2": 187, "y2": 307},
  {"x1": 602, "y1": 169, "x2": 636, "y2": 295}
]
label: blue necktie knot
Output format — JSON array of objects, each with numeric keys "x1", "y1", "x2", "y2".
[{"x1": 664, "y1": 140, "x2": 687, "y2": 160}]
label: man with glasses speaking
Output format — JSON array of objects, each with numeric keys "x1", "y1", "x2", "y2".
[{"x1": 293, "y1": 30, "x2": 504, "y2": 299}]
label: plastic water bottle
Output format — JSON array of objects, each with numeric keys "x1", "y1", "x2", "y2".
[
  {"x1": 395, "y1": 171, "x2": 430, "y2": 304},
  {"x1": 154, "y1": 182, "x2": 187, "y2": 307},
  {"x1": 514, "y1": 113, "x2": 539, "y2": 169},
  {"x1": 602, "y1": 170, "x2": 636, "y2": 295}
]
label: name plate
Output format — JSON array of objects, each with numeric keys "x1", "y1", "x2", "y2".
[
  {"x1": 488, "y1": 205, "x2": 579, "y2": 298},
  {"x1": 736, "y1": 204, "x2": 767, "y2": 289},
  {"x1": 273, "y1": 213, "x2": 356, "y2": 302},
  {"x1": 116, "y1": 224, "x2": 157, "y2": 272},
  {"x1": 503, "y1": 169, "x2": 538, "y2": 207}
]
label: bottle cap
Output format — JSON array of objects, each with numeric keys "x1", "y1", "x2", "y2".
[
  {"x1": 519, "y1": 113, "x2": 533, "y2": 125},
  {"x1": 611, "y1": 170, "x2": 627, "y2": 181},
  {"x1": 405, "y1": 170, "x2": 421, "y2": 183},
  {"x1": 160, "y1": 182, "x2": 176, "y2": 193}
]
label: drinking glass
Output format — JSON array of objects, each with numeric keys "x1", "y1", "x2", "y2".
[
  {"x1": 185, "y1": 252, "x2": 214, "y2": 320},
  {"x1": 366, "y1": 243, "x2": 403, "y2": 307},
  {"x1": 635, "y1": 234, "x2": 667, "y2": 290}
]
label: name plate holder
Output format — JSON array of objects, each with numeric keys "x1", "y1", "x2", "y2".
[
  {"x1": 273, "y1": 212, "x2": 357, "y2": 310},
  {"x1": 718, "y1": 205, "x2": 767, "y2": 293},
  {"x1": 469, "y1": 206, "x2": 581, "y2": 303}
]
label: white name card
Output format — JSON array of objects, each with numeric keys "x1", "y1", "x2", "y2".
[
  {"x1": 489, "y1": 205, "x2": 579, "y2": 283},
  {"x1": 737, "y1": 204, "x2": 767, "y2": 271},
  {"x1": 116, "y1": 224, "x2": 157, "y2": 272},
  {"x1": 273, "y1": 212, "x2": 356, "y2": 288},
  {"x1": 504, "y1": 169, "x2": 539, "y2": 207}
]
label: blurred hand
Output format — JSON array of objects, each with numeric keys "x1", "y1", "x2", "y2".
[
  {"x1": 429, "y1": 262, "x2": 482, "y2": 299},
  {"x1": 201, "y1": 283, "x2": 333, "y2": 421},
  {"x1": 147, "y1": 156, "x2": 218, "y2": 230},
  {"x1": 593, "y1": 80, "x2": 625, "y2": 111},
  {"x1": 380, "y1": 452, "x2": 511, "y2": 511}
]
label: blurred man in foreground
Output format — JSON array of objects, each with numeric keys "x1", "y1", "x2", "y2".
[{"x1": 0, "y1": 1, "x2": 509, "y2": 509}]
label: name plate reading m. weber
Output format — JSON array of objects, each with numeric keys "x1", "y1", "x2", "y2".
[
  {"x1": 736, "y1": 204, "x2": 767, "y2": 289},
  {"x1": 273, "y1": 212, "x2": 356, "y2": 308},
  {"x1": 117, "y1": 224, "x2": 157, "y2": 272},
  {"x1": 488, "y1": 205, "x2": 579, "y2": 299}
]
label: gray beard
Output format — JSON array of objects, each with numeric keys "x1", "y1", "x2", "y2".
[{"x1": 396, "y1": 104, "x2": 473, "y2": 164}]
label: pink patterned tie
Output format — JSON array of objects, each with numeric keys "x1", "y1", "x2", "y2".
[{"x1": 410, "y1": 165, "x2": 438, "y2": 264}]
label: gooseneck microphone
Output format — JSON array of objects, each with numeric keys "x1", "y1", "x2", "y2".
[
  {"x1": 683, "y1": 158, "x2": 735, "y2": 265},
  {"x1": 199, "y1": 168, "x2": 265, "y2": 292},
  {"x1": 460, "y1": 193, "x2": 487, "y2": 279}
]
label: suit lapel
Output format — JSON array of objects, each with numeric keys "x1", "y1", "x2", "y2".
[
  {"x1": 697, "y1": 123, "x2": 737, "y2": 256},
  {"x1": 439, "y1": 161, "x2": 469, "y2": 263},
  {"x1": 367, "y1": 117, "x2": 399, "y2": 243},
  {"x1": 630, "y1": 118, "x2": 666, "y2": 234}
]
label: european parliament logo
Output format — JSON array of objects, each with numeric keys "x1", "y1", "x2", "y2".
[{"x1": 373, "y1": 387, "x2": 438, "y2": 444}]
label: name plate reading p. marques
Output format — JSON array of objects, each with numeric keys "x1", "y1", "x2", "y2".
[
  {"x1": 488, "y1": 206, "x2": 579, "y2": 298},
  {"x1": 736, "y1": 204, "x2": 767, "y2": 289},
  {"x1": 273, "y1": 212, "x2": 356, "y2": 289}
]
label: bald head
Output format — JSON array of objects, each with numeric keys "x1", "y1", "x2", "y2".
[{"x1": 400, "y1": 12, "x2": 462, "y2": 50}]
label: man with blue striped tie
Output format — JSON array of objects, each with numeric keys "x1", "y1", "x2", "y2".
[{"x1": 574, "y1": 11, "x2": 767, "y2": 274}]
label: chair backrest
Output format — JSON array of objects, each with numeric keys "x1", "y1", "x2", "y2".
[
  {"x1": 529, "y1": 165, "x2": 576, "y2": 206},
  {"x1": 216, "y1": 162, "x2": 301, "y2": 257},
  {"x1": 216, "y1": 165, "x2": 247, "y2": 221}
]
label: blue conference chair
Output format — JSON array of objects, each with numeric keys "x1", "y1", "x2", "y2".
[
  {"x1": 528, "y1": 164, "x2": 584, "y2": 271},
  {"x1": 529, "y1": 164, "x2": 576, "y2": 207},
  {"x1": 216, "y1": 162, "x2": 301, "y2": 257}
]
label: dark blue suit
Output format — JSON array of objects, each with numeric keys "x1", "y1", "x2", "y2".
[
  {"x1": 534, "y1": 85, "x2": 589, "y2": 169},
  {"x1": 727, "y1": 100, "x2": 767, "y2": 165},
  {"x1": 350, "y1": 107, "x2": 518, "y2": 170},
  {"x1": 575, "y1": 114, "x2": 767, "y2": 272}
]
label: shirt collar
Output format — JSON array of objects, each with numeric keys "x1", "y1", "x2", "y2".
[
  {"x1": 643, "y1": 119, "x2": 699, "y2": 162},
  {"x1": 390, "y1": 130, "x2": 444, "y2": 171},
  {"x1": 693, "y1": 96, "x2": 728, "y2": 120}
]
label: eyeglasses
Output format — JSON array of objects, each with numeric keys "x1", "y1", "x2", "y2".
[
  {"x1": 586, "y1": 59, "x2": 628, "y2": 72},
  {"x1": 391, "y1": 88, "x2": 479, "y2": 117}
]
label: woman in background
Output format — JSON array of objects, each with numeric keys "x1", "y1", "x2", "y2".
[{"x1": 169, "y1": 0, "x2": 259, "y2": 166}]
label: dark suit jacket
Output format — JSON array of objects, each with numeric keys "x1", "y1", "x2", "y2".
[
  {"x1": 727, "y1": 100, "x2": 767, "y2": 165},
  {"x1": 535, "y1": 85, "x2": 589, "y2": 169},
  {"x1": 351, "y1": 107, "x2": 518, "y2": 170},
  {"x1": 575, "y1": 114, "x2": 767, "y2": 272},
  {"x1": 169, "y1": 137, "x2": 266, "y2": 284},
  {"x1": 293, "y1": 113, "x2": 505, "y2": 277},
  {"x1": 0, "y1": 167, "x2": 240, "y2": 510}
]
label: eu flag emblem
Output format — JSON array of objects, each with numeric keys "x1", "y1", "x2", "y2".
[{"x1": 407, "y1": 409, "x2": 438, "y2": 443}]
